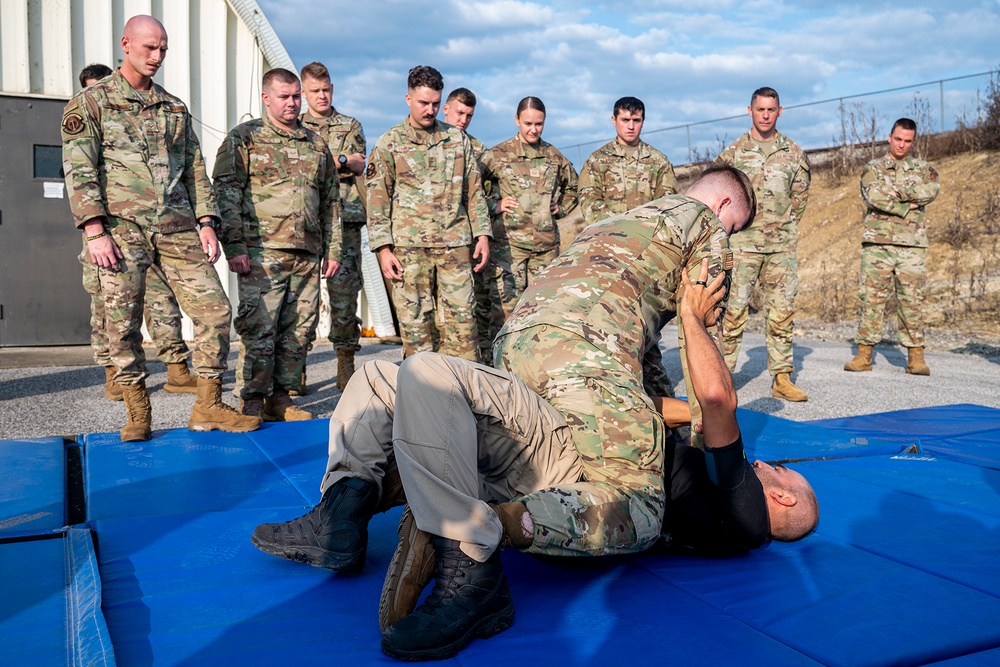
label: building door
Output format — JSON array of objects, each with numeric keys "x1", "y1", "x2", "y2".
[{"x1": 0, "y1": 94, "x2": 90, "y2": 346}]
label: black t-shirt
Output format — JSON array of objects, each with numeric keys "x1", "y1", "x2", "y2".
[{"x1": 662, "y1": 435, "x2": 770, "y2": 555}]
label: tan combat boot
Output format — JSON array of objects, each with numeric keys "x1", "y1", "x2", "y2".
[
  {"x1": 240, "y1": 396, "x2": 265, "y2": 418},
  {"x1": 379, "y1": 505, "x2": 436, "y2": 633},
  {"x1": 164, "y1": 361, "x2": 199, "y2": 393},
  {"x1": 189, "y1": 377, "x2": 261, "y2": 432},
  {"x1": 906, "y1": 347, "x2": 930, "y2": 376},
  {"x1": 289, "y1": 366, "x2": 307, "y2": 397},
  {"x1": 263, "y1": 386, "x2": 314, "y2": 422},
  {"x1": 772, "y1": 372, "x2": 808, "y2": 402},
  {"x1": 121, "y1": 382, "x2": 152, "y2": 442},
  {"x1": 104, "y1": 366, "x2": 124, "y2": 401},
  {"x1": 337, "y1": 348, "x2": 357, "y2": 391},
  {"x1": 844, "y1": 344, "x2": 874, "y2": 372}
]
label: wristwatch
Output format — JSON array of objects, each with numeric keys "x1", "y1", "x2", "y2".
[
  {"x1": 338, "y1": 154, "x2": 348, "y2": 168},
  {"x1": 198, "y1": 219, "x2": 217, "y2": 231}
]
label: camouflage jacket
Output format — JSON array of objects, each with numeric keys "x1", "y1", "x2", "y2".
[
  {"x1": 578, "y1": 139, "x2": 677, "y2": 227},
  {"x1": 860, "y1": 153, "x2": 940, "y2": 248},
  {"x1": 213, "y1": 115, "x2": 340, "y2": 260},
  {"x1": 365, "y1": 119, "x2": 491, "y2": 249},
  {"x1": 61, "y1": 68, "x2": 218, "y2": 232},
  {"x1": 497, "y1": 195, "x2": 731, "y2": 411},
  {"x1": 716, "y1": 130, "x2": 810, "y2": 251},
  {"x1": 301, "y1": 108, "x2": 367, "y2": 224},
  {"x1": 480, "y1": 136, "x2": 579, "y2": 251}
]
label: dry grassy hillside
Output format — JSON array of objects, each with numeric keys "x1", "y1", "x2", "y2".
[{"x1": 797, "y1": 149, "x2": 1000, "y2": 351}]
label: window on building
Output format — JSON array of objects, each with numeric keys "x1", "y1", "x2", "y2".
[{"x1": 33, "y1": 145, "x2": 62, "y2": 179}]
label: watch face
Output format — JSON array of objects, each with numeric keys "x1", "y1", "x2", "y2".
[{"x1": 339, "y1": 155, "x2": 348, "y2": 166}]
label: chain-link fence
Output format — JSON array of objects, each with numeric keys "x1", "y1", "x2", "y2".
[{"x1": 560, "y1": 71, "x2": 997, "y2": 168}]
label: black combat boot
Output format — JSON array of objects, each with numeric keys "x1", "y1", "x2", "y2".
[
  {"x1": 251, "y1": 477, "x2": 378, "y2": 573},
  {"x1": 381, "y1": 536, "x2": 514, "y2": 661}
]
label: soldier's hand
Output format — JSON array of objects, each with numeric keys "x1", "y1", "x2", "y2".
[
  {"x1": 378, "y1": 247, "x2": 404, "y2": 281},
  {"x1": 680, "y1": 259, "x2": 726, "y2": 327},
  {"x1": 345, "y1": 152, "x2": 366, "y2": 176},
  {"x1": 199, "y1": 226, "x2": 221, "y2": 264},
  {"x1": 322, "y1": 259, "x2": 341, "y2": 278},
  {"x1": 472, "y1": 236, "x2": 490, "y2": 273},
  {"x1": 228, "y1": 254, "x2": 251, "y2": 275},
  {"x1": 498, "y1": 196, "x2": 519, "y2": 213},
  {"x1": 88, "y1": 234, "x2": 124, "y2": 271}
]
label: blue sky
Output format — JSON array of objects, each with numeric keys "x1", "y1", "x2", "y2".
[{"x1": 257, "y1": 0, "x2": 1000, "y2": 166}]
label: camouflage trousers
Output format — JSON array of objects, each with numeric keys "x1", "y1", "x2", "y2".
[
  {"x1": 319, "y1": 353, "x2": 583, "y2": 562},
  {"x1": 96, "y1": 220, "x2": 232, "y2": 384},
  {"x1": 494, "y1": 327, "x2": 666, "y2": 557},
  {"x1": 855, "y1": 243, "x2": 926, "y2": 348},
  {"x1": 391, "y1": 246, "x2": 478, "y2": 361},
  {"x1": 326, "y1": 223, "x2": 364, "y2": 352},
  {"x1": 81, "y1": 239, "x2": 190, "y2": 366},
  {"x1": 509, "y1": 244, "x2": 559, "y2": 297},
  {"x1": 473, "y1": 236, "x2": 518, "y2": 365},
  {"x1": 234, "y1": 248, "x2": 321, "y2": 398},
  {"x1": 722, "y1": 249, "x2": 798, "y2": 376}
]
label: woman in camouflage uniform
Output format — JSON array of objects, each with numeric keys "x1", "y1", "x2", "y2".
[{"x1": 480, "y1": 97, "x2": 578, "y2": 296}]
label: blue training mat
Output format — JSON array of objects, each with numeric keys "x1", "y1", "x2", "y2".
[
  {"x1": 3, "y1": 404, "x2": 999, "y2": 664},
  {"x1": 0, "y1": 436, "x2": 66, "y2": 537}
]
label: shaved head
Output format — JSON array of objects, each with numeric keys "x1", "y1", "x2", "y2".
[{"x1": 120, "y1": 14, "x2": 168, "y2": 90}]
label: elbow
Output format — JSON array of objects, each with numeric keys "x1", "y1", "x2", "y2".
[{"x1": 699, "y1": 382, "x2": 738, "y2": 414}]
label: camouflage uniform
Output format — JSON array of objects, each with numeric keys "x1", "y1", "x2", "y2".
[
  {"x1": 579, "y1": 138, "x2": 680, "y2": 397},
  {"x1": 855, "y1": 153, "x2": 940, "y2": 347},
  {"x1": 213, "y1": 115, "x2": 340, "y2": 398},
  {"x1": 493, "y1": 195, "x2": 732, "y2": 557},
  {"x1": 366, "y1": 119, "x2": 491, "y2": 361},
  {"x1": 480, "y1": 137, "x2": 578, "y2": 295},
  {"x1": 301, "y1": 108, "x2": 366, "y2": 353},
  {"x1": 715, "y1": 131, "x2": 810, "y2": 375},
  {"x1": 81, "y1": 243, "x2": 190, "y2": 366},
  {"x1": 61, "y1": 69, "x2": 230, "y2": 384},
  {"x1": 466, "y1": 132, "x2": 517, "y2": 365}
]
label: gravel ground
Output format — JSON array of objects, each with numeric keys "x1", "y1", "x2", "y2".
[{"x1": 1, "y1": 329, "x2": 998, "y2": 440}]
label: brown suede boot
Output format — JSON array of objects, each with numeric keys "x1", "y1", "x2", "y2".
[
  {"x1": 263, "y1": 386, "x2": 314, "y2": 422},
  {"x1": 379, "y1": 505, "x2": 436, "y2": 633},
  {"x1": 240, "y1": 396, "x2": 265, "y2": 418},
  {"x1": 104, "y1": 366, "x2": 124, "y2": 401},
  {"x1": 337, "y1": 348, "x2": 357, "y2": 391},
  {"x1": 289, "y1": 366, "x2": 307, "y2": 397},
  {"x1": 164, "y1": 361, "x2": 199, "y2": 393},
  {"x1": 907, "y1": 347, "x2": 930, "y2": 376},
  {"x1": 188, "y1": 377, "x2": 261, "y2": 432},
  {"x1": 772, "y1": 372, "x2": 808, "y2": 402},
  {"x1": 121, "y1": 382, "x2": 152, "y2": 442},
  {"x1": 495, "y1": 501, "x2": 533, "y2": 549},
  {"x1": 844, "y1": 344, "x2": 874, "y2": 372}
]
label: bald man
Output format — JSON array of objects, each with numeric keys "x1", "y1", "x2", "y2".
[{"x1": 62, "y1": 15, "x2": 259, "y2": 441}]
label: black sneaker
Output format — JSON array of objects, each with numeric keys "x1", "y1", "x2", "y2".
[
  {"x1": 381, "y1": 537, "x2": 514, "y2": 661},
  {"x1": 251, "y1": 477, "x2": 378, "y2": 573}
]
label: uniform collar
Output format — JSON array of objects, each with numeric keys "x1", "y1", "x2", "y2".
[
  {"x1": 263, "y1": 112, "x2": 307, "y2": 140},
  {"x1": 111, "y1": 68, "x2": 167, "y2": 107},
  {"x1": 402, "y1": 118, "x2": 449, "y2": 145}
]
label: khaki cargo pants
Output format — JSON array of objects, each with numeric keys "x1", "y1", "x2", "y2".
[{"x1": 319, "y1": 353, "x2": 583, "y2": 562}]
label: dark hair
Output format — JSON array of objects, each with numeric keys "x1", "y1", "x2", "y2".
[
  {"x1": 408, "y1": 66, "x2": 444, "y2": 92},
  {"x1": 891, "y1": 117, "x2": 917, "y2": 133},
  {"x1": 750, "y1": 86, "x2": 780, "y2": 106},
  {"x1": 300, "y1": 62, "x2": 330, "y2": 83},
  {"x1": 515, "y1": 96, "x2": 546, "y2": 118},
  {"x1": 446, "y1": 87, "x2": 477, "y2": 107},
  {"x1": 263, "y1": 68, "x2": 300, "y2": 91},
  {"x1": 79, "y1": 63, "x2": 112, "y2": 88},
  {"x1": 691, "y1": 163, "x2": 757, "y2": 229},
  {"x1": 613, "y1": 96, "x2": 645, "y2": 117}
]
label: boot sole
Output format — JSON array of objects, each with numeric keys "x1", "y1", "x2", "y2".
[
  {"x1": 380, "y1": 598, "x2": 514, "y2": 661},
  {"x1": 379, "y1": 507, "x2": 436, "y2": 632},
  {"x1": 772, "y1": 390, "x2": 808, "y2": 402},
  {"x1": 187, "y1": 421, "x2": 260, "y2": 433},
  {"x1": 250, "y1": 533, "x2": 365, "y2": 573},
  {"x1": 163, "y1": 384, "x2": 198, "y2": 394}
]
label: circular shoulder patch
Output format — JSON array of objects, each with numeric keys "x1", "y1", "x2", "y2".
[
  {"x1": 365, "y1": 161, "x2": 377, "y2": 179},
  {"x1": 63, "y1": 113, "x2": 85, "y2": 135}
]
